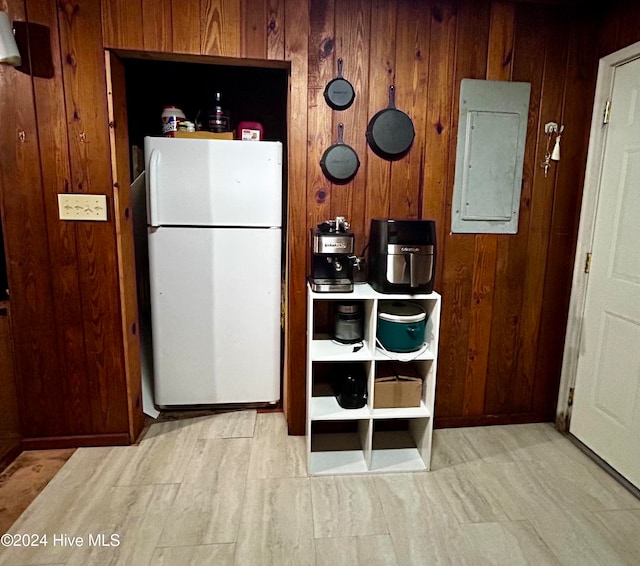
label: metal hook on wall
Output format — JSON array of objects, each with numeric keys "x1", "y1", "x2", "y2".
[{"x1": 540, "y1": 122, "x2": 565, "y2": 177}]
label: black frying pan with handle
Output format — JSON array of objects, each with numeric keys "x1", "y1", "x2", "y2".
[
  {"x1": 366, "y1": 85, "x2": 415, "y2": 160},
  {"x1": 324, "y1": 58, "x2": 355, "y2": 111},
  {"x1": 320, "y1": 123, "x2": 360, "y2": 184}
]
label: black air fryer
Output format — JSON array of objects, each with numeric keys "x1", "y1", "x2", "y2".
[{"x1": 368, "y1": 219, "x2": 436, "y2": 294}]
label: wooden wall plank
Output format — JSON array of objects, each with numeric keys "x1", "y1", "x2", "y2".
[
  {"x1": 142, "y1": 0, "x2": 173, "y2": 52},
  {"x1": 485, "y1": 1, "x2": 513, "y2": 80},
  {"x1": 27, "y1": 0, "x2": 91, "y2": 435},
  {"x1": 58, "y1": 0, "x2": 129, "y2": 433},
  {"x1": 422, "y1": 2, "x2": 457, "y2": 289},
  {"x1": 462, "y1": 0, "x2": 513, "y2": 416},
  {"x1": 201, "y1": 0, "x2": 242, "y2": 56},
  {"x1": 596, "y1": 1, "x2": 620, "y2": 60},
  {"x1": 513, "y1": 6, "x2": 567, "y2": 414},
  {"x1": 106, "y1": 52, "x2": 145, "y2": 441},
  {"x1": 435, "y1": 0, "x2": 490, "y2": 421},
  {"x1": 0, "y1": 0, "x2": 64, "y2": 437},
  {"x1": 172, "y1": 0, "x2": 201, "y2": 54},
  {"x1": 0, "y1": 302, "x2": 20, "y2": 447},
  {"x1": 0, "y1": 8, "x2": 25, "y2": 449},
  {"x1": 388, "y1": 0, "x2": 430, "y2": 220},
  {"x1": 463, "y1": 234, "x2": 498, "y2": 415},
  {"x1": 533, "y1": 9, "x2": 599, "y2": 415},
  {"x1": 101, "y1": 0, "x2": 143, "y2": 49},
  {"x1": 483, "y1": 4, "x2": 546, "y2": 416},
  {"x1": 485, "y1": 6, "x2": 547, "y2": 414},
  {"x1": 267, "y1": 0, "x2": 284, "y2": 60},
  {"x1": 331, "y1": 0, "x2": 370, "y2": 245},
  {"x1": 614, "y1": 0, "x2": 640, "y2": 52},
  {"x1": 363, "y1": 0, "x2": 397, "y2": 243},
  {"x1": 306, "y1": 0, "x2": 335, "y2": 233},
  {"x1": 242, "y1": 0, "x2": 267, "y2": 58},
  {"x1": 283, "y1": 0, "x2": 309, "y2": 435},
  {"x1": 304, "y1": 0, "x2": 335, "y2": 337}
]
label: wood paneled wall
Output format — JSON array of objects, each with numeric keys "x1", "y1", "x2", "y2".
[
  {"x1": 0, "y1": 302, "x2": 21, "y2": 466},
  {"x1": 0, "y1": 0, "x2": 141, "y2": 446},
  {"x1": 597, "y1": 0, "x2": 640, "y2": 59},
  {"x1": 1, "y1": 0, "x2": 633, "y2": 442}
]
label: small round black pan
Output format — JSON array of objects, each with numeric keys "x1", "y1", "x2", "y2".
[
  {"x1": 320, "y1": 123, "x2": 360, "y2": 184},
  {"x1": 366, "y1": 85, "x2": 415, "y2": 160},
  {"x1": 324, "y1": 58, "x2": 355, "y2": 111}
]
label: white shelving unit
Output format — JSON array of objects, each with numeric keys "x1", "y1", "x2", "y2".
[{"x1": 306, "y1": 282, "x2": 441, "y2": 475}]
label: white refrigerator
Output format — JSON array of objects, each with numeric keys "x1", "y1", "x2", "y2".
[{"x1": 144, "y1": 136, "x2": 282, "y2": 406}]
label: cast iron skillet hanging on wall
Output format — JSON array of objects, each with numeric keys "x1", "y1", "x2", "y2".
[
  {"x1": 324, "y1": 58, "x2": 355, "y2": 111},
  {"x1": 320, "y1": 123, "x2": 360, "y2": 184},
  {"x1": 366, "y1": 85, "x2": 415, "y2": 160}
]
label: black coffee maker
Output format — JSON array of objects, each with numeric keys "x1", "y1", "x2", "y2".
[
  {"x1": 368, "y1": 219, "x2": 436, "y2": 294},
  {"x1": 310, "y1": 217, "x2": 355, "y2": 293}
]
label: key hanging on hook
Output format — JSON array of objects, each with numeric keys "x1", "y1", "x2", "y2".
[
  {"x1": 540, "y1": 122, "x2": 561, "y2": 177},
  {"x1": 541, "y1": 154, "x2": 550, "y2": 178},
  {"x1": 540, "y1": 122, "x2": 556, "y2": 177}
]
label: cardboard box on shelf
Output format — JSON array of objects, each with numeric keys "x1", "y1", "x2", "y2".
[
  {"x1": 374, "y1": 363, "x2": 422, "y2": 408},
  {"x1": 173, "y1": 131, "x2": 234, "y2": 140}
]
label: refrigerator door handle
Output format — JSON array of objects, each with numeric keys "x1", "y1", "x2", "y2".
[{"x1": 149, "y1": 148, "x2": 161, "y2": 227}]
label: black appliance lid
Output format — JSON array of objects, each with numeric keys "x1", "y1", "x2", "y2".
[
  {"x1": 370, "y1": 219, "x2": 436, "y2": 247},
  {"x1": 336, "y1": 302, "x2": 362, "y2": 314}
]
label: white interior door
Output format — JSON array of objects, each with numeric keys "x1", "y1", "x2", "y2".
[{"x1": 569, "y1": 53, "x2": 640, "y2": 489}]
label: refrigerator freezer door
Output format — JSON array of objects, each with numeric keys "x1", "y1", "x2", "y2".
[
  {"x1": 148, "y1": 226, "x2": 281, "y2": 405},
  {"x1": 145, "y1": 137, "x2": 282, "y2": 228}
]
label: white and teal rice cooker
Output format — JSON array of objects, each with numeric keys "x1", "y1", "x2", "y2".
[{"x1": 377, "y1": 301, "x2": 426, "y2": 353}]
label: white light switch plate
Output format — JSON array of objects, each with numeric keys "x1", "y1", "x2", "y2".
[{"x1": 58, "y1": 194, "x2": 108, "y2": 221}]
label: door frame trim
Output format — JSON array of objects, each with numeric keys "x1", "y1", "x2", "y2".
[{"x1": 557, "y1": 40, "x2": 640, "y2": 431}]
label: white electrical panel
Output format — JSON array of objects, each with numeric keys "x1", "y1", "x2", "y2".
[{"x1": 452, "y1": 79, "x2": 531, "y2": 234}]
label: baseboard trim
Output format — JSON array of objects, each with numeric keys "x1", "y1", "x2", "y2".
[
  {"x1": 22, "y1": 433, "x2": 131, "y2": 450},
  {"x1": 0, "y1": 439, "x2": 22, "y2": 473},
  {"x1": 435, "y1": 412, "x2": 555, "y2": 429}
]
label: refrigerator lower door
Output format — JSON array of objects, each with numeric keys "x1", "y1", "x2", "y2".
[{"x1": 148, "y1": 226, "x2": 281, "y2": 405}]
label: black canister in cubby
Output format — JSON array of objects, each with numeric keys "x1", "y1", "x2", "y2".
[{"x1": 333, "y1": 363, "x2": 367, "y2": 409}]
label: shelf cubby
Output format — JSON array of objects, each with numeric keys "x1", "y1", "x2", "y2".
[
  {"x1": 308, "y1": 420, "x2": 371, "y2": 476},
  {"x1": 369, "y1": 418, "x2": 430, "y2": 473}
]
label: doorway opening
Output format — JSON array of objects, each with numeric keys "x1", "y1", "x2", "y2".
[
  {"x1": 107, "y1": 49, "x2": 290, "y2": 415},
  {"x1": 113, "y1": 50, "x2": 289, "y2": 195},
  {"x1": 559, "y1": 40, "x2": 640, "y2": 491}
]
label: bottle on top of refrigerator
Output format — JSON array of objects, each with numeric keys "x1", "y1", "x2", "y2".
[
  {"x1": 161, "y1": 105, "x2": 186, "y2": 137},
  {"x1": 208, "y1": 92, "x2": 231, "y2": 133}
]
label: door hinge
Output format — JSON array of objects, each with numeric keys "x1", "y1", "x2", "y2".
[
  {"x1": 584, "y1": 252, "x2": 592, "y2": 274},
  {"x1": 568, "y1": 387, "x2": 575, "y2": 407},
  {"x1": 603, "y1": 100, "x2": 611, "y2": 124}
]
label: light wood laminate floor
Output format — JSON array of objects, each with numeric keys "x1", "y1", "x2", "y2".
[{"x1": 0, "y1": 411, "x2": 638, "y2": 566}]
